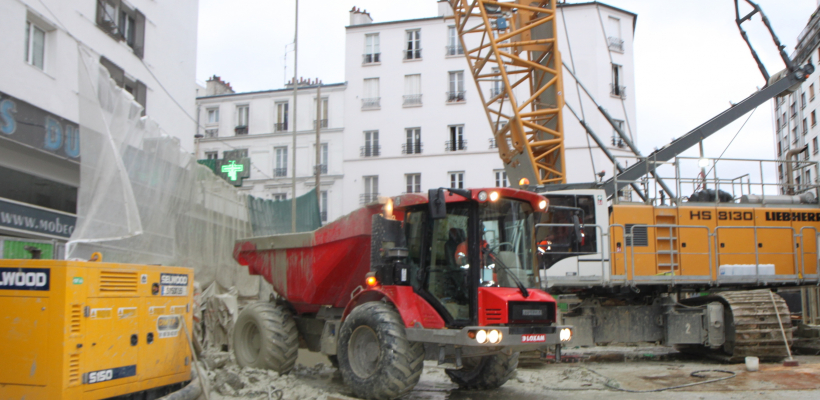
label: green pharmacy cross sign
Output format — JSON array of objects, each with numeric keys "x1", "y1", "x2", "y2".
[{"x1": 214, "y1": 151, "x2": 250, "y2": 187}]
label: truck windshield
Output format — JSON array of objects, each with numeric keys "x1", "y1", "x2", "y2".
[{"x1": 479, "y1": 198, "x2": 539, "y2": 290}]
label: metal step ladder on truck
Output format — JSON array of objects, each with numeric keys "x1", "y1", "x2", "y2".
[
  {"x1": 232, "y1": 187, "x2": 573, "y2": 400},
  {"x1": 449, "y1": 0, "x2": 820, "y2": 360}
]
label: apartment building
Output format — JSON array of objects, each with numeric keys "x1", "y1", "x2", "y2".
[
  {"x1": 0, "y1": 0, "x2": 198, "y2": 248},
  {"x1": 195, "y1": 78, "x2": 346, "y2": 224},
  {"x1": 774, "y1": 3, "x2": 820, "y2": 192},
  {"x1": 341, "y1": 1, "x2": 637, "y2": 215}
]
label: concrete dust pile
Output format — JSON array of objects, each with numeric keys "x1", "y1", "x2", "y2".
[{"x1": 200, "y1": 352, "x2": 340, "y2": 400}]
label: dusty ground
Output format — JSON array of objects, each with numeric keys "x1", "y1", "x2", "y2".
[{"x1": 198, "y1": 349, "x2": 820, "y2": 400}]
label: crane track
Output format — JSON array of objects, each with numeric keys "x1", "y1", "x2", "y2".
[{"x1": 680, "y1": 289, "x2": 793, "y2": 362}]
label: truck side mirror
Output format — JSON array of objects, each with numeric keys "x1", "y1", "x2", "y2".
[{"x1": 428, "y1": 188, "x2": 446, "y2": 219}]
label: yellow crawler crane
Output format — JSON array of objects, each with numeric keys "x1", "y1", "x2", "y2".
[
  {"x1": 450, "y1": 0, "x2": 566, "y2": 185},
  {"x1": 451, "y1": 0, "x2": 820, "y2": 360}
]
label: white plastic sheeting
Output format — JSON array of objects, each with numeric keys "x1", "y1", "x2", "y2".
[{"x1": 69, "y1": 47, "x2": 259, "y2": 295}]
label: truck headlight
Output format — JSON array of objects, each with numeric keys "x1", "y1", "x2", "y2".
[
  {"x1": 476, "y1": 329, "x2": 487, "y2": 344},
  {"x1": 488, "y1": 329, "x2": 502, "y2": 344},
  {"x1": 560, "y1": 328, "x2": 572, "y2": 342}
]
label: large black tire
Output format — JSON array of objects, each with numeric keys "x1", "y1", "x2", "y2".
[
  {"x1": 338, "y1": 302, "x2": 424, "y2": 400},
  {"x1": 445, "y1": 352, "x2": 519, "y2": 390},
  {"x1": 233, "y1": 302, "x2": 299, "y2": 374}
]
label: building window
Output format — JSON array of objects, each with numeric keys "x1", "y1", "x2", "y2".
[
  {"x1": 272, "y1": 193, "x2": 287, "y2": 201},
  {"x1": 777, "y1": 141, "x2": 782, "y2": 156},
  {"x1": 207, "y1": 108, "x2": 219, "y2": 124},
  {"x1": 362, "y1": 176, "x2": 379, "y2": 204},
  {"x1": 275, "y1": 102, "x2": 288, "y2": 132},
  {"x1": 813, "y1": 137, "x2": 819, "y2": 155},
  {"x1": 611, "y1": 64, "x2": 625, "y2": 98},
  {"x1": 606, "y1": 16, "x2": 624, "y2": 52},
  {"x1": 24, "y1": 20, "x2": 46, "y2": 70},
  {"x1": 315, "y1": 143, "x2": 328, "y2": 174},
  {"x1": 803, "y1": 118, "x2": 808, "y2": 135},
  {"x1": 802, "y1": 92, "x2": 807, "y2": 109},
  {"x1": 236, "y1": 105, "x2": 249, "y2": 135},
  {"x1": 364, "y1": 33, "x2": 381, "y2": 64},
  {"x1": 448, "y1": 71, "x2": 465, "y2": 102},
  {"x1": 495, "y1": 170, "x2": 508, "y2": 187},
  {"x1": 450, "y1": 172, "x2": 464, "y2": 189},
  {"x1": 205, "y1": 151, "x2": 218, "y2": 160},
  {"x1": 274, "y1": 146, "x2": 288, "y2": 177},
  {"x1": 100, "y1": 57, "x2": 147, "y2": 115},
  {"x1": 404, "y1": 128, "x2": 422, "y2": 154},
  {"x1": 406, "y1": 174, "x2": 421, "y2": 193},
  {"x1": 793, "y1": 126, "x2": 798, "y2": 143},
  {"x1": 95, "y1": 0, "x2": 145, "y2": 58},
  {"x1": 362, "y1": 131, "x2": 380, "y2": 157},
  {"x1": 806, "y1": 170, "x2": 812, "y2": 188},
  {"x1": 362, "y1": 78, "x2": 380, "y2": 110},
  {"x1": 405, "y1": 29, "x2": 421, "y2": 60},
  {"x1": 446, "y1": 125, "x2": 466, "y2": 151},
  {"x1": 447, "y1": 26, "x2": 463, "y2": 56},
  {"x1": 791, "y1": 99, "x2": 797, "y2": 118},
  {"x1": 313, "y1": 97, "x2": 329, "y2": 128},
  {"x1": 811, "y1": 84, "x2": 816, "y2": 101},
  {"x1": 320, "y1": 191, "x2": 328, "y2": 222},
  {"x1": 403, "y1": 74, "x2": 422, "y2": 106},
  {"x1": 813, "y1": 111, "x2": 817, "y2": 127},
  {"x1": 612, "y1": 119, "x2": 625, "y2": 147},
  {"x1": 490, "y1": 67, "x2": 505, "y2": 98},
  {"x1": 782, "y1": 112, "x2": 787, "y2": 126}
]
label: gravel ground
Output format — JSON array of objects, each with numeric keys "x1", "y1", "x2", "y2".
[{"x1": 198, "y1": 349, "x2": 820, "y2": 400}]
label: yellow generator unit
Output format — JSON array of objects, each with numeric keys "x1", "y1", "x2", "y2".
[{"x1": 0, "y1": 260, "x2": 194, "y2": 400}]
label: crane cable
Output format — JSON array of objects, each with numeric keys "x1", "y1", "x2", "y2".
[{"x1": 560, "y1": 4, "x2": 599, "y2": 181}]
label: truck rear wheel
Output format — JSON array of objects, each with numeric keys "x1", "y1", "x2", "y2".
[
  {"x1": 446, "y1": 352, "x2": 519, "y2": 390},
  {"x1": 338, "y1": 302, "x2": 424, "y2": 400},
  {"x1": 233, "y1": 302, "x2": 298, "y2": 374}
]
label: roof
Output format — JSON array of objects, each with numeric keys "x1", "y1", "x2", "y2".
[
  {"x1": 346, "y1": 16, "x2": 443, "y2": 29},
  {"x1": 558, "y1": 1, "x2": 638, "y2": 33},
  {"x1": 196, "y1": 82, "x2": 347, "y2": 100}
]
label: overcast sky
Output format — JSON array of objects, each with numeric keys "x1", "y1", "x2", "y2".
[{"x1": 197, "y1": 0, "x2": 818, "y2": 165}]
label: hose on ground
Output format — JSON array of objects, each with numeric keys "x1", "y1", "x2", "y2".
[{"x1": 156, "y1": 368, "x2": 202, "y2": 400}]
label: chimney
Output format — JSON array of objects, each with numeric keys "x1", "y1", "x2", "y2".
[
  {"x1": 349, "y1": 6, "x2": 373, "y2": 26},
  {"x1": 205, "y1": 75, "x2": 235, "y2": 96},
  {"x1": 438, "y1": 0, "x2": 453, "y2": 17}
]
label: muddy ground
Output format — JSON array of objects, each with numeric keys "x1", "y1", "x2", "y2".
[{"x1": 198, "y1": 348, "x2": 820, "y2": 400}]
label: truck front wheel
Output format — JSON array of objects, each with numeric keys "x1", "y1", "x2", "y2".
[
  {"x1": 446, "y1": 352, "x2": 519, "y2": 390},
  {"x1": 233, "y1": 302, "x2": 299, "y2": 374},
  {"x1": 338, "y1": 302, "x2": 424, "y2": 400}
]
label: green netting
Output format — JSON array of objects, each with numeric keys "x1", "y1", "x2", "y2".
[
  {"x1": 197, "y1": 159, "x2": 217, "y2": 172},
  {"x1": 248, "y1": 189, "x2": 322, "y2": 236},
  {"x1": 2, "y1": 239, "x2": 54, "y2": 259}
]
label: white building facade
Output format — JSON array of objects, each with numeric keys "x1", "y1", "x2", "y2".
[
  {"x1": 195, "y1": 79, "x2": 346, "y2": 224},
  {"x1": 774, "y1": 3, "x2": 820, "y2": 192},
  {"x1": 0, "y1": 0, "x2": 198, "y2": 248},
  {"x1": 341, "y1": 1, "x2": 637, "y2": 216}
]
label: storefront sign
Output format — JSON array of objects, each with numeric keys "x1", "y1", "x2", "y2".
[
  {"x1": 0, "y1": 197, "x2": 76, "y2": 239},
  {"x1": 0, "y1": 90, "x2": 80, "y2": 160}
]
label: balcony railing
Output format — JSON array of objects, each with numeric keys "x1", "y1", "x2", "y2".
[
  {"x1": 610, "y1": 84, "x2": 626, "y2": 99},
  {"x1": 404, "y1": 48, "x2": 422, "y2": 60},
  {"x1": 402, "y1": 142, "x2": 423, "y2": 154},
  {"x1": 235, "y1": 125, "x2": 248, "y2": 135},
  {"x1": 446, "y1": 45, "x2": 464, "y2": 56},
  {"x1": 362, "y1": 53, "x2": 381, "y2": 64},
  {"x1": 314, "y1": 164, "x2": 328, "y2": 175},
  {"x1": 360, "y1": 145, "x2": 381, "y2": 157},
  {"x1": 607, "y1": 36, "x2": 624, "y2": 52},
  {"x1": 362, "y1": 97, "x2": 381, "y2": 110},
  {"x1": 445, "y1": 140, "x2": 467, "y2": 151},
  {"x1": 204, "y1": 128, "x2": 218, "y2": 138},
  {"x1": 489, "y1": 138, "x2": 497, "y2": 149},
  {"x1": 360, "y1": 193, "x2": 380, "y2": 204},
  {"x1": 313, "y1": 119, "x2": 328, "y2": 129},
  {"x1": 274, "y1": 122, "x2": 288, "y2": 132},
  {"x1": 273, "y1": 168, "x2": 287, "y2": 177},
  {"x1": 403, "y1": 94, "x2": 423, "y2": 106},
  {"x1": 446, "y1": 91, "x2": 466, "y2": 103}
]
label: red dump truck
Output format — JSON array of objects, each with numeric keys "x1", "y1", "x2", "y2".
[{"x1": 232, "y1": 187, "x2": 573, "y2": 400}]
